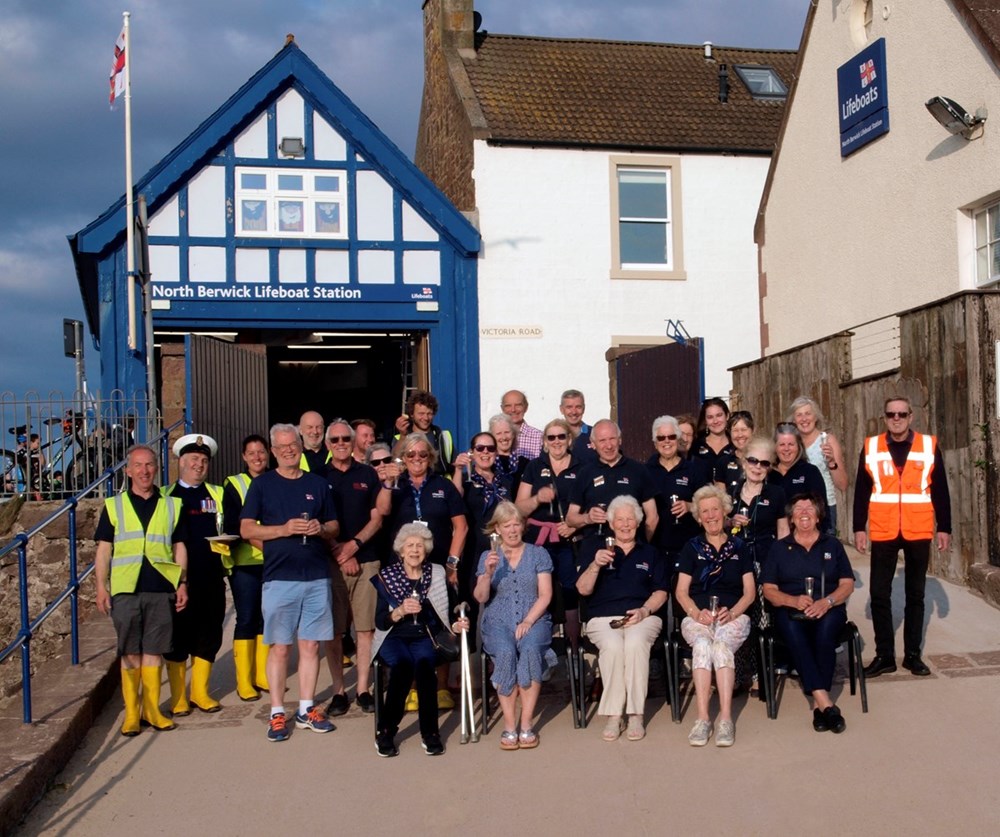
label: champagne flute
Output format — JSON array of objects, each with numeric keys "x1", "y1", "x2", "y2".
[
  {"x1": 670, "y1": 494, "x2": 679, "y2": 525},
  {"x1": 708, "y1": 595, "x2": 719, "y2": 628},
  {"x1": 392, "y1": 457, "x2": 404, "y2": 488},
  {"x1": 804, "y1": 577, "x2": 815, "y2": 598},
  {"x1": 605, "y1": 535, "x2": 616, "y2": 568},
  {"x1": 489, "y1": 532, "x2": 501, "y2": 555},
  {"x1": 596, "y1": 502, "x2": 608, "y2": 535},
  {"x1": 409, "y1": 581, "x2": 421, "y2": 624},
  {"x1": 300, "y1": 512, "x2": 309, "y2": 544},
  {"x1": 215, "y1": 510, "x2": 224, "y2": 537}
]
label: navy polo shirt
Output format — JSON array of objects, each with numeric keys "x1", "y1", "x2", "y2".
[
  {"x1": 761, "y1": 533, "x2": 853, "y2": 599},
  {"x1": 646, "y1": 455, "x2": 711, "y2": 555},
  {"x1": 520, "y1": 454, "x2": 584, "y2": 525},
  {"x1": 324, "y1": 459, "x2": 380, "y2": 563},
  {"x1": 692, "y1": 440, "x2": 736, "y2": 484},
  {"x1": 768, "y1": 459, "x2": 826, "y2": 507},
  {"x1": 575, "y1": 540, "x2": 668, "y2": 618},
  {"x1": 386, "y1": 473, "x2": 464, "y2": 566},
  {"x1": 240, "y1": 469, "x2": 337, "y2": 582},
  {"x1": 570, "y1": 456, "x2": 658, "y2": 538},
  {"x1": 675, "y1": 535, "x2": 754, "y2": 610}
]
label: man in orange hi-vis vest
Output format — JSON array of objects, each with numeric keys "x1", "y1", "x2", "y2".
[{"x1": 853, "y1": 396, "x2": 951, "y2": 679}]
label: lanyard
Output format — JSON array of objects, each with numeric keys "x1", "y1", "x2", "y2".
[{"x1": 409, "y1": 479, "x2": 423, "y2": 521}]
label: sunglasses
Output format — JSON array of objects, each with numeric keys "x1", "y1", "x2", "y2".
[
  {"x1": 545, "y1": 433, "x2": 568, "y2": 441},
  {"x1": 884, "y1": 411, "x2": 910, "y2": 419},
  {"x1": 369, "y1": 457, "x2": 392, "y2": 466},
  {"x1": 655, "y1": 433, "x2": 678, "y2": 442},
  {"x1": 327, "y1": 435, "x2": 351, "y2": 444},
  {"x1": 473, "y1": 444, "x2": 497, "y2": 453},
  {"x1": 746, "y1": 456, "x2": 772, "y2": 468},
  {"x1": 404, "y1": 451, "x2": 430, "y2": 460}
]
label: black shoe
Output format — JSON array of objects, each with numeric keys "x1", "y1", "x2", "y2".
[
  {"x1": 863, "y1": 655, "x2": 897, "y2": 677},
  {"x1": 356, "y1": 691, "x2": 376, "y2": 714},
  {"x1": 327, "y1": 692, "x2": 350, "y2": 717},
  {"x1": 823, "y1": 705, "x2": 846, "y2": 734},
  {"x1": 374, "y1": 731, "x2": 398, "y2": 758},
  {"x1": 812, "y1": 708, "x2": 829, "y2": 732},
  {"x1": 421, "y1": 733, "x2": 445, "y2": 756},
  {"x1": 902, "y1": 654, "x2": 931, "y2": 676}
]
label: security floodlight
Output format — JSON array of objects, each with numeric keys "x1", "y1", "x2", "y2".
[
  {"x1": 279, "y1": 136, "x2": 305, "y2": 157},
  {"x1": 925, "y1": 96, "x2": 987, "y2": 139}
]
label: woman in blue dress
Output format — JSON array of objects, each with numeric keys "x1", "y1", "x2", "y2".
[{"x1": 474, "y1": 501, "x2": 555, "y2": 750}]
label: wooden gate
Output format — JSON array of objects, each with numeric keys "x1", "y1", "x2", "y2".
[{"x1": 611, "y1": 341, "x2": 702, "y2": 456}]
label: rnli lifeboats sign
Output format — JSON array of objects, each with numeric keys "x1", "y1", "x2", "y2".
[{"x1": 837, "y1": 38, "x2": 889, "y2": 157}]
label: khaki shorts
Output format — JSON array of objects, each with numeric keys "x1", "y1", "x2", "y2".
[
  {"x1": 329, "y1": 560, "x2": 350, "y2": 637},
  {"x1": 343, "y1": 561, "x2": 379, "y2": 632}
]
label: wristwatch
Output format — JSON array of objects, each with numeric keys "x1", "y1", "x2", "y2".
[
  {"x1": 446, "y1": 555, "x2": 460, "y2": 568},
  {"x1": 352, "y1": 537, "x2": 364, "y2": 549},
  {"x1": 826, "y1": 596, "x2": 835, "y2": 607}
]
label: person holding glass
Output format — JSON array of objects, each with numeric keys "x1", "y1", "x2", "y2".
[
  {"x1": 474, "y1": 502, "x2": 555, "y2": 750},
  {"x1": 488, "y1": 413, "x2": 528, "y2": 493},
  {"x1": 576, "y1": 495, "x2": 668, "y2": 742},
  {"x1": 762, "y1": 494, "x2": 855, "y2": 733},
  {"x1": 516, "y1": 418, "x2": 584, "y2": 652},
  {"x1": 371, "y1": 523, "x2": 468, "y2": 757},
  {"x1": 788, "y1": 396, "x2": 848, "y2": 534},
  {"x1": 674, "y1": 485, "x2": 756, "y2": 747}
]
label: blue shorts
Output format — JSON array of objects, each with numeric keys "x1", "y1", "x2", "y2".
[{"x1": 262, "y1": 579, "x2": 334, "y2": 645}]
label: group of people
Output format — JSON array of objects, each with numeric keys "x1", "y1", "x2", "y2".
[{"x1": 94, "y1": 386, "x2": 950, "y2": 754}]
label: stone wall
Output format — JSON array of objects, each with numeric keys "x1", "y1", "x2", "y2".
[{"x1": 0, "y1": 499, "x2": 102, "y2": 699}]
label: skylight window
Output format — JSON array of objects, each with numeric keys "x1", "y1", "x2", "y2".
[{"x1": 733, "y1": 65, "x2": 787, "y2": 99}]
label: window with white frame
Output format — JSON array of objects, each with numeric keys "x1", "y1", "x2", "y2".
[
  {"x1": 733, "y1": 65, "x2": 787, "y2": 99},
  {"x1": 975, "y1": 201, "x2": 1000, "y2": 286},
  {"x1": 610, "y1": 157, "x2": 685, "y2": 280},
  {"x1": 235, "y1": 167, "x2": 347, "y2": 238}
]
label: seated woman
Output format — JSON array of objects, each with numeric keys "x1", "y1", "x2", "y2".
[
  {"x1": 474, "y1": 501, "x2": 555, "y2": 750},
  {"x1": 674, "y1": 485, "x2": 756, "y2": 748},
  {"x1": 575, "y1": 495, "x2": 668, "y2": 742},
  {"x1": 371, "y1": 523, "x2": 468, "y2": 758},
  {"x1": 762, "y1": 494, "x2": 855, "y2": 734}
]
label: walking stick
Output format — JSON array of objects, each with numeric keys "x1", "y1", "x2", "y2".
[{"x1": 455, "y1": 602, "x2": 478, "y2": 743}]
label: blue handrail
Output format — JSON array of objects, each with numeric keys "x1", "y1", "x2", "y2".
[{"x1": 0, "y1": 417, "x2": 185, "y2": 723}]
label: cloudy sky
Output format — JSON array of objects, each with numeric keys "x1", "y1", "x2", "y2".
[{"x1": 0, "y1": 0, "x2": 807, "y2": 399}]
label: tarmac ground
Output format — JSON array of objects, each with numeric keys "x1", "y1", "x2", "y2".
[{"x1": 10, "y1": 548, "x2": 1000, "y2": 837}]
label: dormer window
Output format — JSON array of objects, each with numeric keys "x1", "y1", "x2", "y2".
[{"x1": 733, "y1": 65, "x2": 787, "y2": 99}]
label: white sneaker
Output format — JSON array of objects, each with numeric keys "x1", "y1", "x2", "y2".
[
  {"x1": 688, "y1": 719, "x2": 712, "y2": 746},
  {"x1": 715, "y1": 719, "x2": 735, "y2": 747}
]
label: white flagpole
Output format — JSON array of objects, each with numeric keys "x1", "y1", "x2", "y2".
[{"x1": 123, "y1": 11, "x2": 137, "y2": 351}]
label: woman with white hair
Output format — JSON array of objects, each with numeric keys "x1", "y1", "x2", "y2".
[
  {"x1": 488, "y1": 413, "x2": 528, "y2": 492},
  {"x1": 576, "y1": 494, "x2": 669, "y2": 742},
  {"x1": 674, "y1": 485, "x2": 756, "y2": 747},
  {"x1": 788, "y1": 396, "x2": 847, "y2": 534}
]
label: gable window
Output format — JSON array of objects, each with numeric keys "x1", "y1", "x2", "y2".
[
  {"x1": 733, "y1": 65, "x2": 787, "y2": 99},
  {"x1": 975, "y1": 201, "x2": 1000, "y2": 287},
  {"x1": 235, "y1": 167, "x2": 347, "y2": 239},
  {"x1": 610, "y1": 156, "x2": 685, "y2": 280}
]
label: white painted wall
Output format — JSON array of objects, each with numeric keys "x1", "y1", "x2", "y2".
[
  {"x1": 472, "y1": 142, "x2": 770, "y2": 428},
  {"x1": 761, "y1": 1, "x2": 1000, "y2": 354}
]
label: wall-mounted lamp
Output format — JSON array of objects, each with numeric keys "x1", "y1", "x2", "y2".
[
  {"x1": 279, "y1": 136, "x2": 306, "y2": 157},
  {"x1": 925, "y1": 96, "x2": 988, "y2": 139}
]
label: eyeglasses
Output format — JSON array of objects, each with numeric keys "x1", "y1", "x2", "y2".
[
  {"x1": 369, "y1": 456, "x2": 392, "y2": 466},
  {"x1": 404, "y1": 451, "x2": 430, "y2": 460},
  {"x1": 272, "y1": 443, "x2": 300, "y2": 452},
  {"x1": 473, "y1": 444, "x2": 497, "y2": 453},
  {"x1": 545, "y1": 433, "x2": 568, "y2": 441},
  {"x1": 884, "y1": 411, "x2": 911, "y2": 419},
  {"x1": 327, "y1": 435, "x2": 351, "y2": 444},
  {"x1": 655, "y1": 434, "x2": 678, "y2": 442},
  {"x1": 745, "y1": 456, "x2": 772, "y2": 468}
]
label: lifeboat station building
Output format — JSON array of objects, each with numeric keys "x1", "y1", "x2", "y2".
[{"x1": 70, "y1": 42, "x2": 481, "y2": 475}]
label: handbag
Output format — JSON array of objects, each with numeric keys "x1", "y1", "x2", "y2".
[{"x1": 426, "y1": 625, "x2": 460, "y2": 663}]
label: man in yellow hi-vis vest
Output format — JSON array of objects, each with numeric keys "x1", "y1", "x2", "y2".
[{"x1": 94, "y1": 444, "x2": 188, "y2": 737}]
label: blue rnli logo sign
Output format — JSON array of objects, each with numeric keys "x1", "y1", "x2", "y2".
[{"x1": 837, "y1": 38, "x2": 890, "y2": 157}]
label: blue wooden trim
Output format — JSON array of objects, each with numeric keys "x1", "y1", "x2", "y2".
[
  {"x1": 304, "y1": 99, "x2": 314, "y2": 163},
  {"x1": 269, "y1": 247, "x2": 279, "y2": 284},
  {"x1": 266, "y1": 100, "x2": 278, "y2": 163},
  {"x1": 177, "y1": 188, "x2": 189, "y2": 283}
]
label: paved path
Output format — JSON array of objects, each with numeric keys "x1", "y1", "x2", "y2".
[{"x1": 16, "y1": 551, "x2": 1000, "y2": 836}]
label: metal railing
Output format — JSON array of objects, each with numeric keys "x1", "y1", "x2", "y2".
[{"x1": 0, "y1": 413, "x2": 185, "y2": 723}]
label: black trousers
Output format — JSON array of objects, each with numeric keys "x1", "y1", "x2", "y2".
[
  {"x1": 164, "y1": 576, "x2": 226, "y2": 663},
  {"x1": 869, "y1": 536, "x2": 930, "y2": 658}
]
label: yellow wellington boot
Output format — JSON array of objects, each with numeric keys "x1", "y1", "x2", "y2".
[
  {"x1": 140, "y1": 665, "x2": 176, "y2": 731},
  {"x1": 189, "y1": 656, "x2": 222, "y2": 712},
  {"x1": 254, "y1": 635, "x2": 270, "y2": 691},
  {"x1": 120, "y1": 667, "x2": 141, "y2": 737},
  {"x1": 233, "y1": 639, "x2": 261, "y2": 701},
  {"x1": 166, "y1": 660, "x2": 191, "y2": 716}
]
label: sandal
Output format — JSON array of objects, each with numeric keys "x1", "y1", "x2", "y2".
[
  {"x1": 602, "y1": 716, "x2": 625, "y2": 742},
  {"x1": 499, "y1": 729, "x2": 520, "y2": 750},
  {"x1": 518, "y1": 729, "x2": 539, "y2": 749},
  {"x1": 626, "y1": 715, "x2": 645, "y2": 741}
]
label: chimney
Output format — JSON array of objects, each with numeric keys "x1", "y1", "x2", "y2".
[
  {"x1": 718, "y1": 63, "x2": 729, "y2": 103},
  {"x1": 431, "y1": 0, "x2": 476, "y2": 59},
  {"x1": 703, "y1": 41, "x2": 714, "y2": 61}
]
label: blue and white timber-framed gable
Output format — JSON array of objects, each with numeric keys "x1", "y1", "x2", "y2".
[{"x1": 69, "y1": 42, "x2": 481, "y2": 443}]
